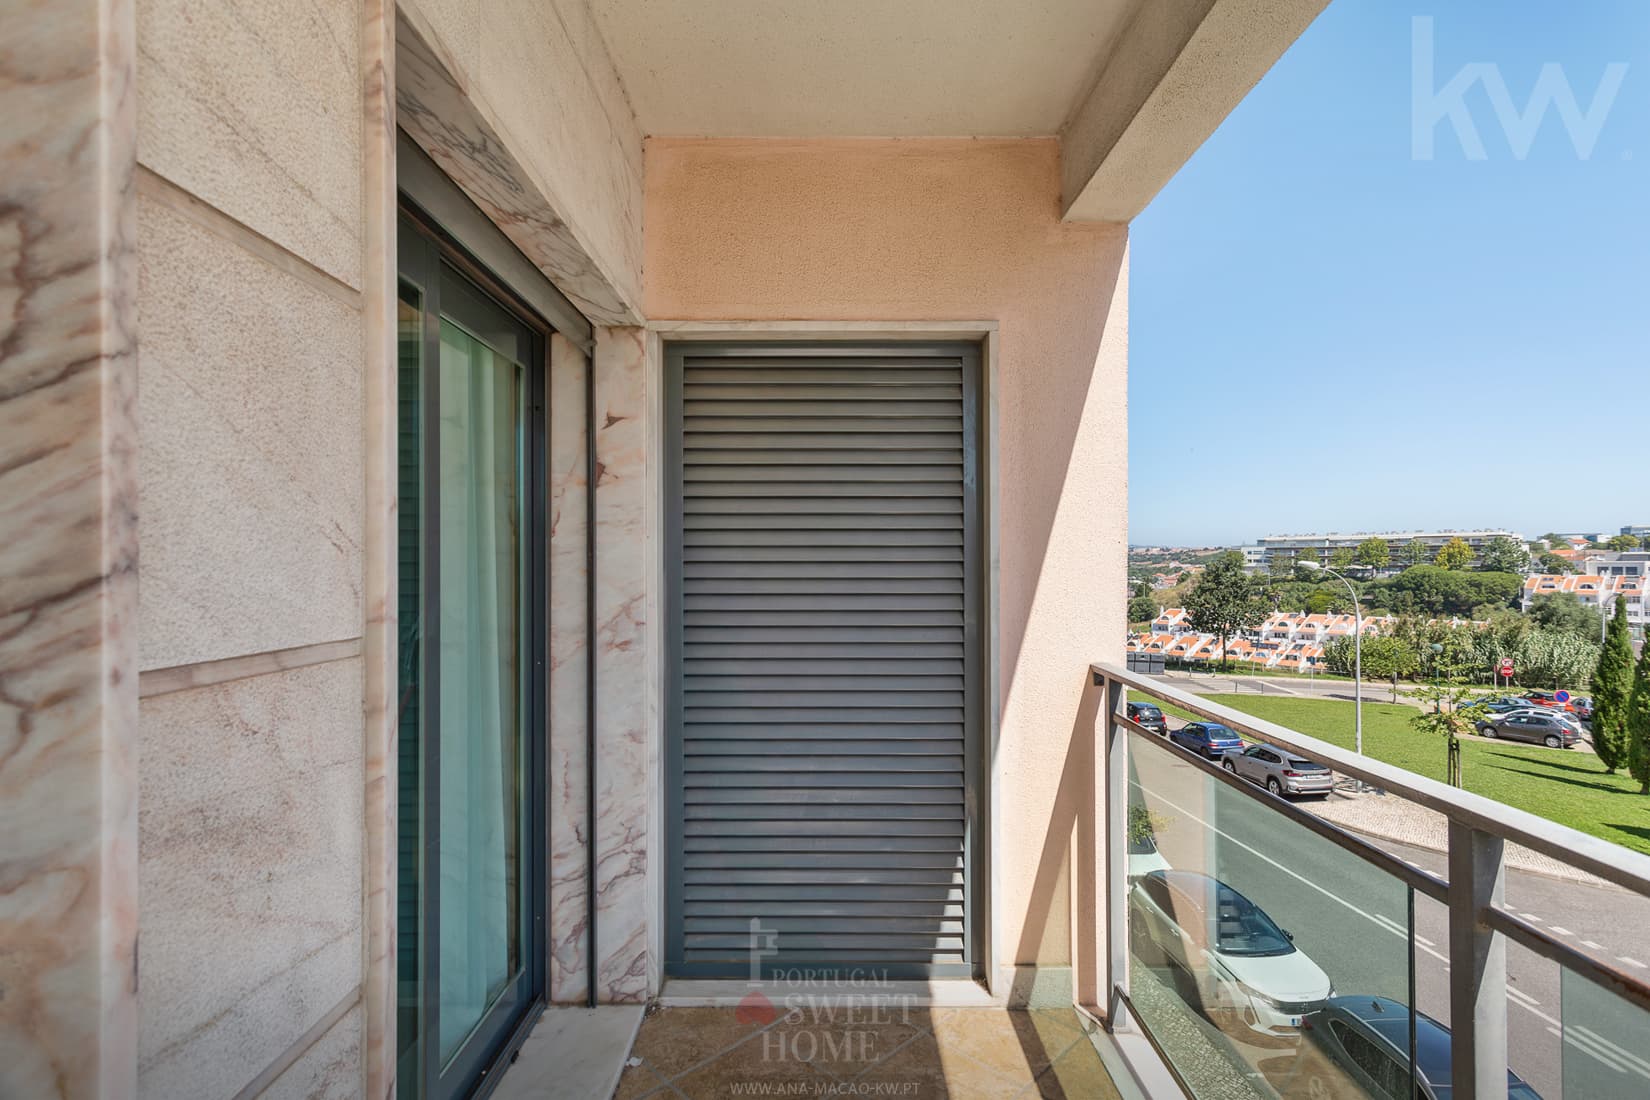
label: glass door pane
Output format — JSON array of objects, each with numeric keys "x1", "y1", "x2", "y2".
[
  {"x1": 398, "y1": 210, "x2": 546, "y2": 1098},
  {"x1": 435, "y1": 315, "x2": 527, "y2": 1066}
]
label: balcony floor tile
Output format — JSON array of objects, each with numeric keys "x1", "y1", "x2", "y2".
[{"x1": 612, "y1": 1003, "x2": 1122, "y2": 1098}]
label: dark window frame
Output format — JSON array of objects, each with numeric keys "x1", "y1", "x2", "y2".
[{"x1": 397, "y1": 199, "x2": 551, "y2": 1100}]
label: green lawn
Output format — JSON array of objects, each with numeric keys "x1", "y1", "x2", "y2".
[{"x1": 1155, "y1": 693, "x2": 1650, "y2": 857}]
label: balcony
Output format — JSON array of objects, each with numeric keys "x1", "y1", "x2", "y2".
[{"x1": 1087, "y1": 663, "x2": 1650, "y2": 1100}]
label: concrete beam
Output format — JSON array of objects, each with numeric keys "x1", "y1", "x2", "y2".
[{"x1": 1061, "y1": 0, "x2": 1329, "y2": 223}]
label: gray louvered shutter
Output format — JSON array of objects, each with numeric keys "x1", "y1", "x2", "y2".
[{"x1": 665, "y1": 343, "x2": 979, "y2": 979}]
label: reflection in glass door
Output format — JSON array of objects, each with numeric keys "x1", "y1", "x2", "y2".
[{"x1": 398, "y1": 209, "x2": 546, "y2": 1099}]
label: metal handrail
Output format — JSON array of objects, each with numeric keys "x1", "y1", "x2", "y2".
[
  {"x1": 1095, "y1": 661, "x2": 1650, "y2": 898},
  {"x1": 1096, "y1": 658, "x2": 1650, "y2": 1100},
  {"x1": 1112, "y1": 698, "x2": 1650, "y2": 1015},
  {"x1": 1484, "y1": 907, "x2": 1650, "y2": 1015}
]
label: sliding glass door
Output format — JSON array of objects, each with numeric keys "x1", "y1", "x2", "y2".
[{"x1": 398, "y1": 209, "x2": 546, "y2": 1099}]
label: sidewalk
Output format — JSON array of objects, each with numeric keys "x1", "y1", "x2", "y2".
[{"x1": 1312, "y1": 785, "x2": 1610, "y2": 887}]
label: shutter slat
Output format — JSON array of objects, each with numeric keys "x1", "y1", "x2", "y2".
[{"x1": 672, "y1": 349, "x2": 973, "y2": 975}]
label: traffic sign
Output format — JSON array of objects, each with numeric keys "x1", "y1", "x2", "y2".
[
  {"x1": 1555, "y1": 689, "x2": 1571, "y2": 703},
  {"x1": 1498, "y1": 658, "x2": 1514, "y2": 677}
]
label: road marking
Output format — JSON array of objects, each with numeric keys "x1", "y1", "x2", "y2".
[
  {"x1": 1370, "y1": 913, "x2": 1408, "y2": 939},
  {"x1": 1620, "y1": 956, "x2": 1647, "y2": 969},
  {"x1": 1582, "y1": 940, "x2": 1605, "y2": 950},
  {"x1": 1548, "y1": 925, "x2": 1574, "y2": 937},
  {"x1": 1573, "y1": 1024, "x2": 1650, "y2": 1079},
  {"x1": 1544, "y1": 1026, "x2": 1638, "y2": 1078},
  {"x1": 1550, "y1": 1023, "x2": 1650, "y2": 1081},
  {"x1": 1136, "y1": 786, "x2": 1452, "y2": 966},
  {"x1": 1511, "y1": 998, "x2": 1560, "y2": 1029}
]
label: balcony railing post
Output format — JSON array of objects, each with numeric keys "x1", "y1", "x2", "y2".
[
  {"x1": 1101, "y1": 670, "x2": 1128, "y2": 1028},
  {"x1": 1447, "y1": 820, "x2": 1508, "y2": 1099}
]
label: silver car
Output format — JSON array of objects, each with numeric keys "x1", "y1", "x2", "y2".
[
  {"x1": 1223, "y1": 743, "x2": 1334, "y2": 798},
  {"x1": 1500, "y1": 706, "x2": 1584, "y2": 735}
]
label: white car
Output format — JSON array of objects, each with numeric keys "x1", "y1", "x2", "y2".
[{"x1": 1130, "y1": 869, "x2": 1332, "y2": 1038}]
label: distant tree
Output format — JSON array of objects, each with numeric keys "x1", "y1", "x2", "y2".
[
  {"x1": 1355, "y1": 537, "x2": 1391, "y2": 573},
  {"x1": 1323, "y1": 633, "x2": 1419, "y2": 700},
  {"x1": 1328, "y1": 546, "x2": 1356, "y2": 570},
  {"x1": 1409, "y1": 682, "x2": 1488, "y2": 787},
  {"x1": 1268, "y1": 550, "x2": 1297, "y2": 581},
  {"x1": 1473, "y1": 612, "x2": 1531, "y2": 675},
  {"x1": 1184, "y1": 551, "x2": 1267, "y2": 673},
  {"x1": 1541, "y1": 532, "x2": 1572, "y2": 550},
  {"x1": 1127, "y1": 594, "x2": 1159, "y2": 625},
  {"x1": 1512, "y1": 629, "x2": 1599, "y2": 690},
  {"x1": 1398, "y1": 539, "x2": 1431, "y2": 568},
  {"x1": 1526, "y1": 592, "x2": 1603, "y2": 639},
  {"x1": 1130, "y1": 578, "x2": 1153, "y2": 600},
  {"x1": 1592, "y1": 596, "x2": 1634, "y2": 774},
  {"x1": 1536, "y1": 551, "x2": 1575, "y2": 575},
  {"x1": 1477, "y1": 536, "x2": 1529, "y2": 575},
  {"x1": 1434, "y1": 537, "x2": 1473, "y2": 571},
  {"x1": 1606, "y1": 534, "x2": 1642, "y2": 552},
  {"x1": 1371, "y1": 566, "x2": 1522, "y2": 617},
  {"x1": 1297, "y1": 546, "x2": 1321, "y2": 567},
  {"x1": 1627, "y1": 639, "x2": 1650, "y2": 794}
]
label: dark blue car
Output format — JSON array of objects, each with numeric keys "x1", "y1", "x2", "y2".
[
  {"x1": 1289, "y1": 996, "x2": 1542, "y2": 1099},
  {"x1": 1169, "y1": 721, "x2": 1243, "y2": 759}
]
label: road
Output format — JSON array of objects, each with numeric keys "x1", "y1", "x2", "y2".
[
  {"x1": 1129, "y1": 739, "x2": 1650, "y2": 1099},
  {"x1": 1149, "y1": 669, "x2": 1414, "y2": 706}
]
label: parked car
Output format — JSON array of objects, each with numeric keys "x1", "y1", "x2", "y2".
[
  {"x1": 1126, "y1": 701, "x2": 1167, "y2": 735},
  {"x1": 1129, "y1": 870, "x2": 1332, "y2": 1038},
  {"x1": 1571, "y1": 696, "x2": 1594, "y2": 724},
  {"x1": 1169, "y1": 721, "x2": 1244, "y2": 759},
  {"x1": 1286, "y1": 996, "x2": 1542, "y2": 1100},
  {"x1": 1479, "y1": 695, "x2": 1536, "y2": 714},
  {"x1": 1522, "y1": 690, "x2": 1575, "y2": 712},
  {"x1": 1502, "y1": 707, "x2": 1585, "y2": 735},
  {"x1": 1475, "y1": 710, "x2": 1582, "y2": 749},
  {"x1": 1223, "y1": 743, "x2": 1334, "y2": 799}
]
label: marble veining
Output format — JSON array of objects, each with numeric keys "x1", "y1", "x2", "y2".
[
  {"x1": 548, "y1": 334, "x2": 593, "y2": 1003},
  {"x1": 592, "y1": 326, "x2": 653, "y2": 1003},
  {"x1": 0, "y1": 0, "x2": 141, "y2": 1096},
  {"x1": 395, "y1": 11, "x2": 641, "y2": 328},
  {"x1": 360, "y1": 0, "x2": 399, "y2": 1094}
]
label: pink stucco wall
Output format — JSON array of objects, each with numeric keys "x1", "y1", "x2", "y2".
[{"x1": 645, "y1": 137, "x2": 1129, "y2": 977}]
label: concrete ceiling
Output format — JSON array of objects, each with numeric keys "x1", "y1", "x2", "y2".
[{"x1": 587, "y1": 0, "x2": 1146, "y2": 137}]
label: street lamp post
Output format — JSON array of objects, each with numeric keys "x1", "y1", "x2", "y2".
[{"x1": 1301, "y1": 560, "x2": 1363, "y2": 763}]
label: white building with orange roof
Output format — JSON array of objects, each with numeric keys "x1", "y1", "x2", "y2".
[
  {"x1": 1524, "y1": 560, "x2": 1650, "y2": 634},
  {"x1": 1150, "y1": 608, "x2": 1191, "y2": 634}
]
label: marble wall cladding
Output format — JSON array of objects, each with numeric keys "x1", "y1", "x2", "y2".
[
  {"x1": 592, "y1": 326, "x2": 653, "y2": 1003},
  {"x1": 360, "y1": 0, "x2": 399, "y2": 1093},
  {"x1": 0, "y1": 0, "x2": 140, "y2": 1096},
  {"x1": 136, "y1": 0, "x2": 363, "y2": 288},
  {"x1": 261, "y1": 1001, "x2": 364, "y2": 1100},
  {"x1": 137, "y1": 658, "x2": 364, "y2": 1099},
  {"x1": 548, "y1": 334, "x2": 594, "y2": 1003},
  {"x1": 136, "y1": 193, "x2": 364, "y2": 671},
  {"x1": 395, "y1": 7, "x2": 642, "y2": 326},
  {"x1": 476, "y1": 0, "x2": 644, "y2": 307}
]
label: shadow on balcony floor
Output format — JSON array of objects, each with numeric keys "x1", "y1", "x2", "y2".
[{"x1": 612, "y1": 1004, "x2": 1121, "y2": 1099}]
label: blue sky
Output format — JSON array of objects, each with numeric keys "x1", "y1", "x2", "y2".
[{"x1": 1129, "y1": 0, "x2": 1649, "y2": 547}]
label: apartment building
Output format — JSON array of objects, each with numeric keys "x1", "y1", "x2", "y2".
[
  {"x1": 1255, "y1": 528, "x2": 1526, "y2": 568},
  {"x1": 1523, "y1": 567, "x2": 1649, "y2": 633}
]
